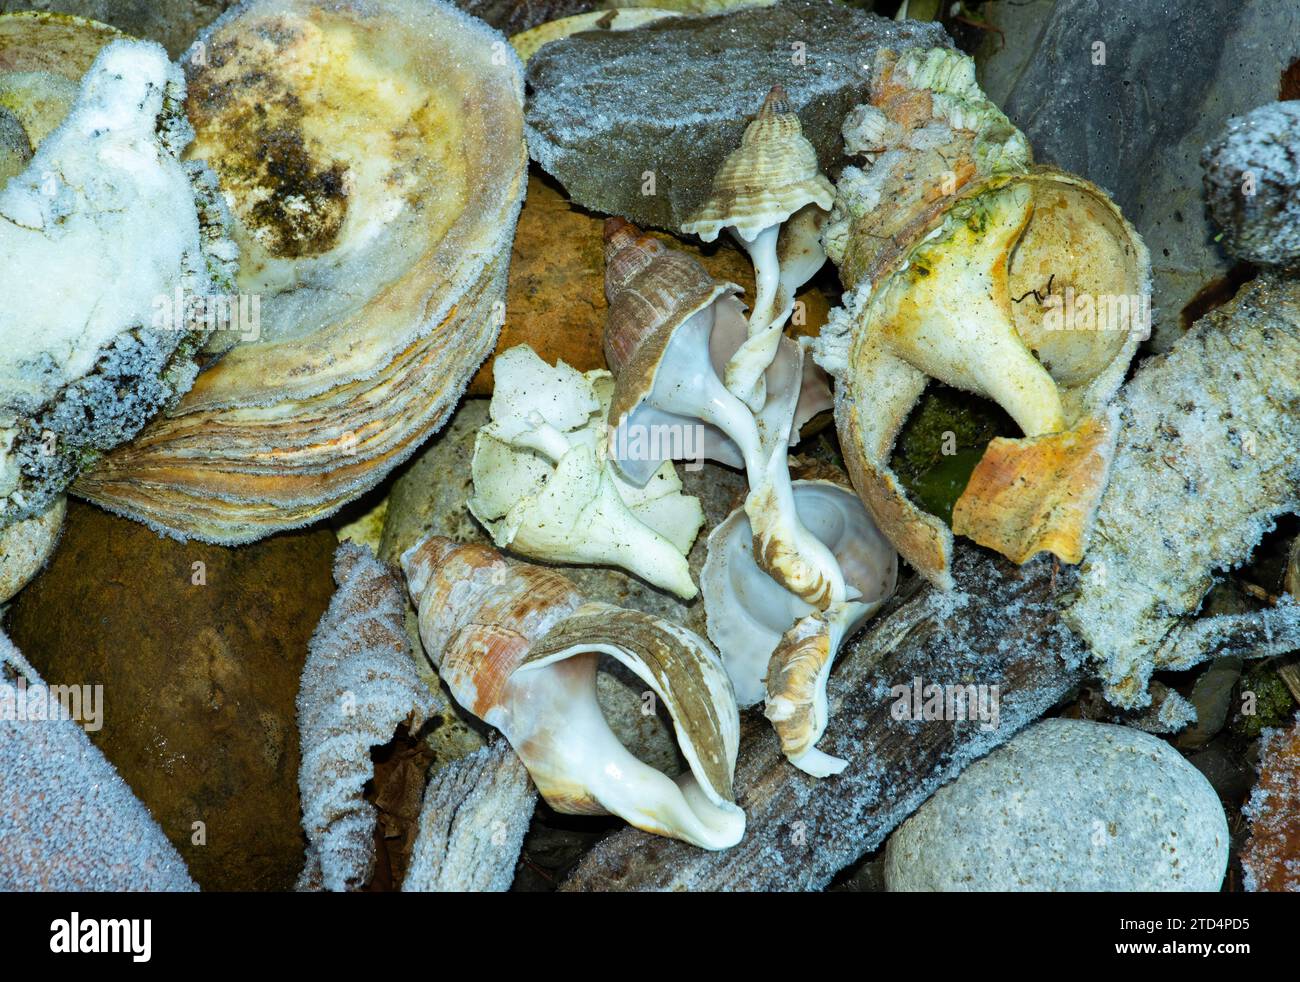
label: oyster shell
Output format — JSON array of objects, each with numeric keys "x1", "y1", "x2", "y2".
[
  {"x1": 0, "y1": 13, "x2": 235, "y2": 530},
  {"x1": 815, "y1": 47, "x2": 1150, "y2": 589},
  {"x1": 74, "y1": 0, "x2": 528, "y2": 544}
]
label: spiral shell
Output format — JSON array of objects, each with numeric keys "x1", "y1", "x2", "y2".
[
  {"x1": 681, "y1": 85, "x2": 835, "y2": 244},
  {"x1": 401, "y1": 535, "x2": 745, "y2": 850},
  {"x1": 815, "y1": 47, "x2": 1150, "y2": 589}
]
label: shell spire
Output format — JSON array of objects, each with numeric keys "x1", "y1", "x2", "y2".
[{"x1": 681, "y1": 84, "x2": 834, "y2": 245}]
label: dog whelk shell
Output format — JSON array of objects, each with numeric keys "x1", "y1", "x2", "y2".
[
  {"x1": 0, "y1": 21, "x2": 235, "y2": 530},
  {"x1": 603, "y1": 218, "x2": 845, "y2": 609},
  {"x1": 682, "y1": 85, "x2": 835, "y2": 411},
  {"x1": 815, "y1": 47, "x2": 1149, "y2": 588},
  {"x1": 468, "y1": 344, "x2": 703, "y2": 598},
  {"x1": 401, "y1": 536, "x2": 745, "y2": 850},
  {"x1": 702, "y1": 473, "x2": 897, "y2": 709},
  {"x1": 74, "y1": 0, "x2": 527, "y2": 544}
]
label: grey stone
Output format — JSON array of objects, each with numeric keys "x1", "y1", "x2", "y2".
[
  {"x1": 524, "y1": 0, "x2": 948, "y2": 231},
  {"x1": 884, "y1": 718, "x2": 1229, "y2": 891},
  {"x1": 1203, "y1": 101, "x2": 1300, "y2": 267},
  {"x1": 997, "y1": 0, "x2": 1300, "y2": 350}
]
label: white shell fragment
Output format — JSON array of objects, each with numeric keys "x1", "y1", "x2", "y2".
[
  {"x1": 703, "y1": 476, "x2": 897, "y2": 708},
  {"x1": 469, "y1": 344, "x2": 704, "y2": 598}
]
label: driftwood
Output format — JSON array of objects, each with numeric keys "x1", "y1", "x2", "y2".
[{"x1": 562, "y1": 546, "x2": 1086, "y2": 891}]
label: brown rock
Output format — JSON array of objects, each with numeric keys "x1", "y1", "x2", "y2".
[
  {"x1": 469, "y1": 171, "x2": 828, "y2": 395},
  {"x1": 6, "y1": 500, "x2": 336, "y2": 891}
]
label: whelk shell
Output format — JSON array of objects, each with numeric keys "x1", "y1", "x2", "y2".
[
  {"x1": 815, "y1": 47, "x2": 1150, "y2": 589},
  {"x1": 682, "y1": 85, "x2": 835, "y2": 411},
  {"x1": 602, "y1": 218, "x2": 846, "y2": 609},
  {"x1": 73, "y1": 0, "x2": 527, "y2": 544},
  {"x1": 401, "y1": 536, "x2": 745, "y2": 850}
]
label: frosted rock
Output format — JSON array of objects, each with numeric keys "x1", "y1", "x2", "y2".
[
  {"x1": 525, "y1": 1, "x2": 947, "y2": 230},
  {"x1": 0, "y1": 39, "x2": 233, "y2": 526},
  {"x1": 1202, "y1": 101, "x2": 1300, "y2": 267},
  {"x1": 1065, "y1": 274, "x2": 1300, "y2": 708},
  {"x1": 297, "y1": 542, "x2": 435, "y2": 892},
  {"x1": 0, "y1": 629, "x2": 196, "y2": 891},
  {"x1": 884, "y1": 718, "x2": 1229, "y2": 892},
  {"x1": 403, "y1": 740, "x2": 536, "y2": 892}
]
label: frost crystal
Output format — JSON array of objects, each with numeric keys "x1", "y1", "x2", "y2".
[
  {"x1": 296, "y1": 542, "x2": 434, "y2": 892},
  {"x1": 0, "y1": 629, "x2": 196, "y2": 891},
  {"x1": 403, "y1": 740, "x2": 536, "y2": 892}
]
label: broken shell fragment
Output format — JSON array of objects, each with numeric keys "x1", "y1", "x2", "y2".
[
  {"x1": 401, "y1": 536, "x2": 745, "y2": 850},
  {"x1": 0, "y1": 22, "x2": 235, "y2": 529},
  {"x1": 702, "y1": 475, "x2": 897, "y2": 708},
  {"x1": 764, "y1": 601, "x2": 866, "y2": 778},
  {"x1": 603, "y1": 219, "x2": 846, "y2": 608},
  {"x1": 468, "y1": 344, "x2": 703, "y2": 598},
  {"x1": 73, "y1": 0, "x2": 527, "y2": 544},
  {"x1": 682, "y1": 85, "x2": 835, "y2": 410},
  {"x1": 815, "y1": 47, "x2": 1149, "y2": 588}
]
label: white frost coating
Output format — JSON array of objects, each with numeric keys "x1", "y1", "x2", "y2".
[
  {"x1": 403, "y1": 740, "x2": 536, "y2": 892},
  {"x1": 1065, "y1": 275, "x2": 1300, "y2": 707},
  {"x1": 0, "y1": 629, "x2": 196, "y2": 891},
  {"x1": 296, "y1": 542, "x2": 434, "y2": 892},
  {"x1": 0, "y1": 41, "x2": 204, "y2": 405},
  {"x1": 469, "y1": 345, "x2": 703, "y2": 597}
]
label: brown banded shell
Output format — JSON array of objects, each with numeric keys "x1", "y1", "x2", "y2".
[
  {"x1": 72, "y1": 0, "x2": 528, "y2": 545},
  {"x1": 681, "y1": 85, "x2": 835, "y2": 244},
  {"x1": 400, "y1": 535, "x2": 745, "y2": 850}
]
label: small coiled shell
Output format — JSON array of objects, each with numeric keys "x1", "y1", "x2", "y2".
[
  {"x1": 401, "y1": 535, "x2": 745, "y2": 850},
  {"x1": 681, "y1": 85, "x2": 835, "y2": 244}
]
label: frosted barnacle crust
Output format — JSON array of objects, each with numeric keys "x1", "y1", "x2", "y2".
[{"x1": 0, "y1": 38, "x2": 233, "y2": 524}]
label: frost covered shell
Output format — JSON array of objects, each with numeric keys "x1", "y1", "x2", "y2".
[
  {"x1": 815, "y1": 47, "x2": 1149, "y2": 589},
  {"x1": 681, "y1": 85, "x2": 834, "y2": 245},
  {"x1": 75, "y1": 0, "x2": 527, "y2": 545},
  {"x1": 0, "y1": 20, "x2": 234, "y2": 529},
  {"x1": 401, "y1": 536, "x2": 745, "y2": 850},
  {"x1": 296, "y1": 542, "x2": 434, "y2": 892},
  {"x1": 0, "y1": 629, "x2": 196, "y2": 890}
]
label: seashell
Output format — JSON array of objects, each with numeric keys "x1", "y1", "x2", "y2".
[
  {"x1": 468, "y1": 344, "x2": 703, "y2": 598},
  {"x1": 682, "y1": 85, "x2": 835, "y2": 410},
  {"x1": 296, "y1": 542, "x2": 434, "y2": 893},
  {"x1": 401, "y1": 535, "x2": 745, "y2": 850},
  {"x1": 764, "y1": 601, "x2": 866, "y2": 778},
  {"x1": 815, "y1": 47, "x2": 1150, "y2": 589},
  {"x1": 603, "y1": 218, "x2": 846, "y2": 608},
  {"x1": 701, "y1": 474, "x2": 897, "y2": 709},
  {"x1": 0, "y1": 16, "x2": 235, "y2": 530},
  {"x1": 73, "y1": 0, "x2": 528, "y2": 545}
]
